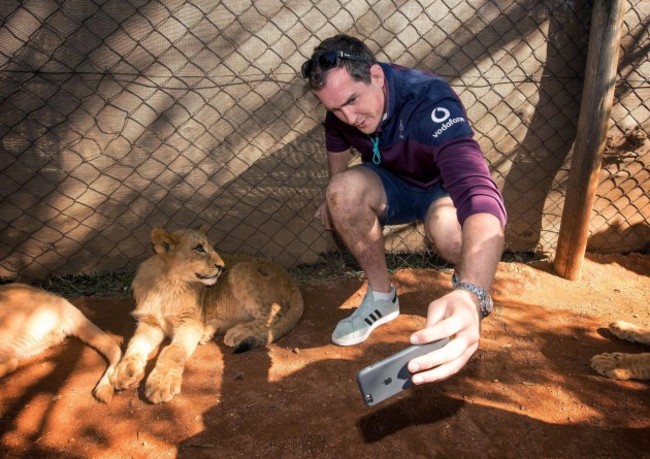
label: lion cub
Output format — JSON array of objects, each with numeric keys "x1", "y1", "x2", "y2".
[
  {"x1": 591, "y1": 320, "x2": 650, "y2": 380},
  {"x1": 110, "y1": 227, "x2": 304, "y2": 404},
  {"x1": 0, "y1": 283, "x2": 122, "y2": 402}
]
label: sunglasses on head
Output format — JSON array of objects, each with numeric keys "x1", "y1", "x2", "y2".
[{"x1": 301, "y1": 50, "x2": 368, "y2": 79}]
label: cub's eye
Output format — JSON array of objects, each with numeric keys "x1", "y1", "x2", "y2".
[{"x1": 194, "y1": 245, "x2": 206, "y2": 254}]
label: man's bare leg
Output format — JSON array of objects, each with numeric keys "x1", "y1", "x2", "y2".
[
  {"x1": 326, "y1": 166, "x2": 391, "y2": 293},
  {"x1": 325, "y1": 166, "x2": 399, "y2": 346}
]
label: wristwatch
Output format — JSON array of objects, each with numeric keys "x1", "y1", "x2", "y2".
[{"x1": 451, "y1": 272, "x2": 494, "y2": 318}]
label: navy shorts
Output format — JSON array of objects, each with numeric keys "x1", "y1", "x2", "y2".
[{"x1": 361, "y1": 163, "x2": 449, "y2": 226}]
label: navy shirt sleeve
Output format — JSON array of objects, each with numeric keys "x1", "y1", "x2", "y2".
[
  {"x1": 434, "y1": 138, "x2": 508, "y2": 228},
  {"x1": 409, "y1": 93, "x2": 507, "y2": 228}
]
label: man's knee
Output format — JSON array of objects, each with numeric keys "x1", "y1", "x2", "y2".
[
  {"x1": 325, "y1": 173, "x2": 354, "y2": 215},
  {"x1": 326, "y1": 167, "x2": 382, "y2": 212}
]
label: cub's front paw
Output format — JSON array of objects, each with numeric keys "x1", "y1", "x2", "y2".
[
  {"x1": 145, "y1": 365, "x2": 182, "y2": 403},
  {"x1": 110, "y1": 354, "x2": 147, "y2": 390}
]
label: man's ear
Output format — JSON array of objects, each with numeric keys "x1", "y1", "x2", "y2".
[
  {"x1": 151, "y1": 228, "x2": 176, "y2": 255},
  {"x1": 370, "y1": 63, "x2": 384, "y2": 88}
]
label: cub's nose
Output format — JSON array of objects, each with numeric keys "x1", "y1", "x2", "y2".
[{"x1": 215, "y1": 264, "x2": 225, "y2": 276}]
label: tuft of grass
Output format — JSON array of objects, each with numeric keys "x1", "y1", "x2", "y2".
[
  {"x1": 501, "y1": 251, "x2": 549, "y2": 263},
  {"x1": 289, "y1": 250, "x2": 546, "y2": 283},
  {"x1": 32, "y1": 271, "x2": 135, "y2": 298},
  {"x1": 3, "y1": 250, "x2": 545, "y2": 297},
  {"x1": 289, "y1": 250, "x2": 455, "y2": 283}
]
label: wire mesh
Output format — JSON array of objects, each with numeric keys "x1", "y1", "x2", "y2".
[{"x1": 0, "y1": 0, "x2": 648, "y2": 280}]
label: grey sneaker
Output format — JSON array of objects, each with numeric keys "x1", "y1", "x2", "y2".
[{"x1": 331, "y1": 286, "x2": 400, "y2": 346}]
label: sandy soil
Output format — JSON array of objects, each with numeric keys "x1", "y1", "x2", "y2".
[{"x1": 1, "y1": 253, "x2": 649, "y2": 458}]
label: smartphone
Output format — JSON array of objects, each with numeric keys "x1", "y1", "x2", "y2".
[{"x1": 356, "y1": 337, "x2": 449, "y2": 406}]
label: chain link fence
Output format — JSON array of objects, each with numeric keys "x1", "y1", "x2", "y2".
[{"x1": 1, "y1": 0, "x2": 648, "y2": 281}]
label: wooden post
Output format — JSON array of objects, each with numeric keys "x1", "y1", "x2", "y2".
[{"x1": 553, "y1": 0, "x2": 626, "y2": 281}]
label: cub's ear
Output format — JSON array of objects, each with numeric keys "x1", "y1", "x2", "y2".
[
  {"x1": 194, "y1": 224, "x2": 209, "y2": 234},
  {"x1": 151, "y1": 228, "x2": 176, "y2": 255}
]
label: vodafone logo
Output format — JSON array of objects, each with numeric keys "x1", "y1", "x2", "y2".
[
  {"x1": 431, "y1": 107, "x2": 450, "y2": 123},
  {"x1": 430, "y1": 106, "x2": 466, "y2": 139}
]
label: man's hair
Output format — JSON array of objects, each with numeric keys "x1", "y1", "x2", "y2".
[{"x1": 307, "y1": 34, "x2": 377, "y2": 90}]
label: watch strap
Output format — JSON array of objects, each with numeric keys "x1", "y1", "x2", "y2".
[{"x1": 451, "y1": 272, "x2": 494, "y2": 318}]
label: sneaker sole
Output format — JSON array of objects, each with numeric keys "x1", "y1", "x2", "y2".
[{"x1": 331, "y1": 309, "x2": 400, "y2": 346}]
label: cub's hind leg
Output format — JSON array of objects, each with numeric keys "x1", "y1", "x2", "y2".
[
  {"x1": 591, "y1": 352, "x2": 650, "y2": 380},
  {"x1": 220, "y1": 261, "x2": 303, "y2": 353},
  {"x1": 145, "y1": 319, "x2": 204, "y2": 404},
  {"x1": 110, "y1": 320, "x2": 165, "y2": 391}
]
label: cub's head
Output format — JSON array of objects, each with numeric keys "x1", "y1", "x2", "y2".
[{"x1": 150, "y1": 226, "x2": 225, "y2": 286}]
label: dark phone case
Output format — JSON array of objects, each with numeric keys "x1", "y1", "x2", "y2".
[{"x1": 356, "y1": 338, "x2": 449, "y2": 406}]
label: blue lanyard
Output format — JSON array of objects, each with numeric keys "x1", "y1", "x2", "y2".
[{"x1": 369, "y1": 134, "x2": 381, "y2": 165}]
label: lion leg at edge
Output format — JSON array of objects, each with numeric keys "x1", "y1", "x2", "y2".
[{"x1": 591, "y1": 352, "x2": 650, "y2": 380}]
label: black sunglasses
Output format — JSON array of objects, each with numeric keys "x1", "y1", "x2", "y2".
[{"x1": 301, "y1": 50, "x2": 368, "y2": 79}]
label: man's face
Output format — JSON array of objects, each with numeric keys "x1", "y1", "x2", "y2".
[{"x1": 314, "y1": 64, "x2": 385, "y2": 135}]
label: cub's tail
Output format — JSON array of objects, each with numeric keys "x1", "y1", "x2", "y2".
[
  {"x1": 62, "y1": 300, "x2": 123, "y2": 403},
  {"x1": 232, "y1": 285, "x2": 304, "y2": 353}
]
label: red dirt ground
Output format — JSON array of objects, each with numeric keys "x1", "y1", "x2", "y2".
[{"x1": 1, "y1": 253, "x2": 649, "y2": 458}]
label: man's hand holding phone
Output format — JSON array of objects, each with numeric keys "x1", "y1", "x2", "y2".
[{"x1": 356, "y1": 338, "x2": 449, "y2": 406}]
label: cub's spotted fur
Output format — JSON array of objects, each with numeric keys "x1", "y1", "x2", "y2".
[
  {"x1": 591, "y1": 320, "x2": 650, "y2": 380},
  {"x1": 110, "y1": 227, "x2": 304, "y2": 403}
]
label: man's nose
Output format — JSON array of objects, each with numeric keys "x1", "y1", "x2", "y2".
[{"x1": 340, "y1": 106, "x2": 355, "y2": 125}]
